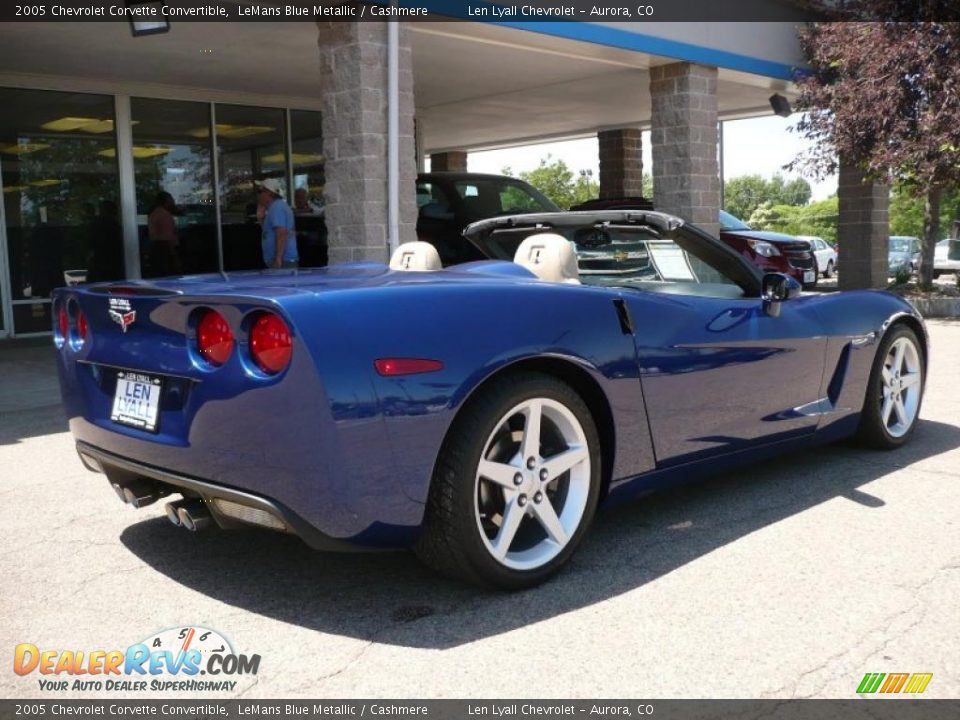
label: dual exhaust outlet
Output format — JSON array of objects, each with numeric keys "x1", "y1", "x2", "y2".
[{"x1": 111, "y1": 480, "x2": 211, "y2": 532}]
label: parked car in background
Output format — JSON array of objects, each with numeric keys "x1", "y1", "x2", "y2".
[
  {"x1": 934, "y1": 238, "x2": 960, "y2": 278},
  {"x1": 568, "y1": 201, "x2": 818, "y2": 289},
  {"x1": 797, "y1": 235, "x2": 837, "y2": 280},
  {"x1": 716, "y1": 210, "x2": 817, "y2": 288},
  {"x1": 888, "y1": 236, "x2": 921, "y2": 277},
  {"x1": 416, "y1": 172, "x2": 559, "y2": 265}
]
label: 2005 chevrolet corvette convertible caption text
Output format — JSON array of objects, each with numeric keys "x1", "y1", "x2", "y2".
[{"x1": 54, "y1": 211, "x2": 927, "y2": 589}]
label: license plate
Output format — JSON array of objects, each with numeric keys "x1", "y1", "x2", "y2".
[
  {"x1": 803, "y1": 270, "x2": 816, "y2": 283},
  {"x1": 111, "y1": 371, "x2": 162, "y2": 433}
]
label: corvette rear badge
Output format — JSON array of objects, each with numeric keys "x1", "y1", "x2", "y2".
[{"x1": 108, "y1": 297, "x2": 136, "y2": 333}]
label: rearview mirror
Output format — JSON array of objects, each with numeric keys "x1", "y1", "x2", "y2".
[{"x1": 761, "y1": 273, "x2": 801, "y2": 317}]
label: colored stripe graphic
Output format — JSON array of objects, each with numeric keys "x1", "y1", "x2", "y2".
[
  {"x1": 880, "y1": 673, "x2": 909, "y2": 693},
  {"x1": 858, "y1": 672, "x2": 933, "y2": 694},
  {"x1": 857, "y1": 673, "x2": 885, "y2": 694},
  {"x1": 903, "y1": 673, "x2": 933, "y2": 694}
]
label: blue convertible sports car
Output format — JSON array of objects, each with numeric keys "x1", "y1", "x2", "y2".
[{"x1": 53, "y1": 211, "x2": 927, "y2": 589}]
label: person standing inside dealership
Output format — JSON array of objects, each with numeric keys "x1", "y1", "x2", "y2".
[{"x1": 255, "y1": 178, "x2": 298, "y2": 269}]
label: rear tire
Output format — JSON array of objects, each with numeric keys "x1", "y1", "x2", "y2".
[
  {"x1": 856, "y1": 324, "x2": 924, "y2": 449},
  {"x1": 415, "y1": 372, "x2": 602, "y2": 590},
  {"x1": 824, "y1": 259, "x2": 835, "y2": 278}
]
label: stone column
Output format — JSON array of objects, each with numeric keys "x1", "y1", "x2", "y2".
[
  {"x1": 837, "y1": 159, "x2": 890, "y2": 290},
  {"x1": 649, "y1": 62, "x2": 720, "y2": 237},
  {"x1": 598, "y1": 129, "x2": 644, "y2": 199},
  {"x1": 430, "y1": 151, "x2": 467, "y2": 172},
  {"x1": 316, "y1": 21, "x2": 418, "y2": 263}
]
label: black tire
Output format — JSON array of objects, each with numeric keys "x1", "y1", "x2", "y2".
[
  {"x1": 414, "y1": 371, "x2": 602, "y2": 590},
  {"x1": 855, "y1": 324, "x2": 925, "y2": 450},
  {"x1": 824, "y1": 260, "x2": 834, "y2": 278}
]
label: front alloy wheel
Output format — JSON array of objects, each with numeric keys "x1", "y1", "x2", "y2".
[
  {"x1": 416, "y1": 372, "x2": 601, "y2": 589},
  {"x1": 857, "y1": 325, "x2": 924, "y2": 449}
]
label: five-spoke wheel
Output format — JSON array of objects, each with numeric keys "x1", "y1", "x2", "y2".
[
  {"x1": 416, "y1": 372, "x2": 601, "y2": 589},
  {"x1": 857, "y1": 324, "x2": 924, "y2": 448}
]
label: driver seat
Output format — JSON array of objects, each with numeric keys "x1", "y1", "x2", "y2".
[
  {"x1": 389, "y1": 241, "x2": 442, "y2": 271},
  {"x1": 514, "y1": 233, "x2": 580, "y2": 284}
]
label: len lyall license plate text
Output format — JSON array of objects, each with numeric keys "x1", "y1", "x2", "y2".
[{"x1": 111, "y1": 371, "x2": 162, "y2": 432}]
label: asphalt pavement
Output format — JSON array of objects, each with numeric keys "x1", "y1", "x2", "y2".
[{"x1": 1, "y1": 323, "x2": 958, "y2": 699}]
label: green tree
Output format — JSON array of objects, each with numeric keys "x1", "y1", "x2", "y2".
[
  {"x1": 503, "y1": 155, "x2": 599, "y2": 209},
  {"x1": 890, "y1": 184, "x2": 959, "y2": 238},
  {"x1": 724, "y1": 173, "x2": 812, "y2": 221},
  {"x1": 747, "y1": 196, "x2": 840, "y2": 245}
]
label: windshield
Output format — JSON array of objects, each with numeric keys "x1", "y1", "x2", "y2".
[
  {"x1": 719, "y1": 209, "x2": 751, "y2": 231},
  {"x1": 890, "y1": 237, "x2": 916, "y2": 253},
  {"x1": 452, "y1": 178, "x2": 558, "y2": 220}
]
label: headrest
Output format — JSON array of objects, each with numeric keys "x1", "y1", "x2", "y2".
[
  {"x1": 513, "y1": 233, "x2": 580, "y2": 284},
  {"x1": 389, "y1": 241, "x2": 442, "y2": 272}
]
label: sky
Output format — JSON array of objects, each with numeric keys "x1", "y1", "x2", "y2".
[{"x1": 466, "y1": 115, "x2": 839, "y2": 208}]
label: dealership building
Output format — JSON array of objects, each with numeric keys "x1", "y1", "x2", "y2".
[{"x1": 0, "y1": 13, "x2": 889, "y2": 339}]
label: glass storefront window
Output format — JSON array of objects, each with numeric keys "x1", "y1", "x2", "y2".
[
  {"x1": 132, "y1": 98, "x2": 217, "y2": 277},
  {"x1": 215, "y1": 104, "x2": 287, "y2": 271},
  {"x1": 0, "y1": 87, "x2": 120, "y2": 334},
  {"x1": 290, "y1": 110, "x2": 326, "y2": 268}
]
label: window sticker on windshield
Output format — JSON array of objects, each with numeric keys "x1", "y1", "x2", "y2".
[{"x1": 648, "y1": 244, "x2": 698, "y2": 281}]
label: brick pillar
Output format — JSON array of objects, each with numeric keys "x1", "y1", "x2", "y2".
[
  {"x1": 649, "y1": 62, "x2": 720, "y2": 237},
  {"x1": 316, "y1": 22, "x2": 418, "y2": 263},
  {"x1": 598, "y1": 129, "x2": 643, "y2": 199},
  {"x1": 838, "y1": 158, "x2": 890, "y2": 290},
  {"x1": 430, "y1": 151, "x2": 467, "y2": 172}
]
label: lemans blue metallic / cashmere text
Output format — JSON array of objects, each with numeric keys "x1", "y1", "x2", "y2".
[{"x1": 53, "y1": 211, "x2": 928, "y2": 589}]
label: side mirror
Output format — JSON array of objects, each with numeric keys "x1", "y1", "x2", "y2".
[{"x1": 761, "y1": 273, "x2": 802, "y2": 317}]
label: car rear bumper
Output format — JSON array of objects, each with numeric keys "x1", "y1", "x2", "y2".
[{"x1": 76, "y1": 441, "x2": 384, "y2": 553}]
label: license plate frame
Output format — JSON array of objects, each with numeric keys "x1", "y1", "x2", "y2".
[
  {"x1": 803, "y1": 270, "x2": 816, "y2": 284},
  {"x1": 110, "y1": 371, "x2": 163, "y2": 433}
]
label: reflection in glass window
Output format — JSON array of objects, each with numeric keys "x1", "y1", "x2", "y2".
[
  {"x1": 216, "y1": 104, "x2": 287, "y2": 271},
  {"x1": 289, "y1": 110, "x2": 326, "y2": 267},
  {"x1": 0, "y1": 87, "x2": 121, "y2": 334},
  {"x1": 132, "y1": 98, "x2": 217, "y2": 277}
]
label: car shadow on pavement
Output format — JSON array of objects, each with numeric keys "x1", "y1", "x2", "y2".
[{"x1": 120, "y1": 418, "x2": 960, "y2": 650}]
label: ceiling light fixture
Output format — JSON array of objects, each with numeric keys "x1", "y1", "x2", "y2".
[{"x1": 127, "y1": 0, "x2": 170, "y2": 37}]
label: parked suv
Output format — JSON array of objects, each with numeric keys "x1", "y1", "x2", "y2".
[
  {"x1": 416, "y1": 172, "x2": 559, "y2": 265},
  {"x1": 718, "y1": 210, "x2": 817, "y2": 288}
]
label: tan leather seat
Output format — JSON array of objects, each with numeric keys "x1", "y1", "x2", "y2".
[
  {"x1": 389, "y1": 241, "x2": 442, "y2": 271},
  {"x1": 514, "y1": 233, "x2": 580, "y2": 284}
]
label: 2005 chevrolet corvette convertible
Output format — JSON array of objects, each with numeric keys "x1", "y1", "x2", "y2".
[{"x1": 54, "y1": 211, "x2": 927, "y2": 589}]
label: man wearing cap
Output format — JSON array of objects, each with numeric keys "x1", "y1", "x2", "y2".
[{"x1": 255, "y1": 178, "x2": 298, "y2": 269}]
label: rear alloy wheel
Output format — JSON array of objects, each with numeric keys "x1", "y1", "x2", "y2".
[
  {"x1": 415, "y1": 372, "x2": 601, "y2": 589},
  {"x1": 856, "y1": 325, "x2": 924, "y2": 449},
  {"x1": 824, "y1": 259, "x2": 835, "y2": 278}
]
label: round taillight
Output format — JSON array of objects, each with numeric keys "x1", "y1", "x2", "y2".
[
  {"x1": 249, "y1": 313, "x2": 292, "y2": 374},
  {"x1": 197, "y1": 310, "x2": 234, "y2": 366},
  {"x1": 57, "y1": 305, "x2": 69, "y2": 340},
  {"x1": 76, "y1": 308, "x2": 89, "y2": 343}
]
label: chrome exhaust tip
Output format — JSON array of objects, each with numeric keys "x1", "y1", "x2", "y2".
[
  {"x1": 165, "y1": 501, "x2": 183, "y2": 527},
  {"x1": 115, "y1": 480, "x2": 165, "y2": 508},
  {"x1": 173, "y1": 499, "x2": 212, "y2": 532}
]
